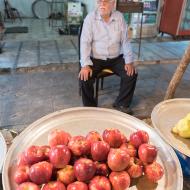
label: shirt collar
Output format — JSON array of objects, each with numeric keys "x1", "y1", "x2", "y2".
[{"x1": 95, "y1": 9, "x2": 116, "y2": 22}]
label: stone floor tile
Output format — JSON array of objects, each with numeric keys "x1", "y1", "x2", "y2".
[
  {"x1": 28, "y1": 110, "x2": 53, "y2": 125},
  {"x1": 28, "y1": 104, "x2": 54, "y2": 124},
  {"x1": 6, "y1": 74, "x2": 30, "y2": 91},
  {"x1": 98, "y1": 93, "x2": 117, "y2": 107},
  {"x1": 2, "y1": 98, "x2": 29, "y2": 114},
  {"x1": 28, "y1": 97, "x2": 53, "y2": 108},
  {"x1": 175, "y1": 88, "x2": 190, "y2": 98},
  {"x1": 27, "y1": 87, "x2": 53, "y2": 99},
  {"x1": 1, "y1": 109, "x2": 29, "y2": 127},
  {"x1": 28, "y1": 72, "x2": 58, "y2": 89},
  {"x1": 52, "y1": 94, "x2": 81, "y2": 111}
]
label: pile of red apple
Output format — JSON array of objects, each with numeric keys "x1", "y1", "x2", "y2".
[{"x1": 14, "y1": 129, "x2": 164, "y2": 190}]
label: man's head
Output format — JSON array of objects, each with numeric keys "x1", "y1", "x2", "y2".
[{"x1": 97, "y1": 0, "x2": 115, "y2": 18}]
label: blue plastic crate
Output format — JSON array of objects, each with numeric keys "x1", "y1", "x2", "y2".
[{"x1": 175, "y1": 150, "x2": 190, "y2": 177}]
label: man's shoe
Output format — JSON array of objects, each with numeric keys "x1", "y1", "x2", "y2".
[{"x1": 113, "y1": 104, "x2": 133, "y2": 115}]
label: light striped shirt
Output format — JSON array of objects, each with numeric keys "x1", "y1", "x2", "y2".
[{"x1": 80, "y1": 10, "x2": 134, "y2": 67}]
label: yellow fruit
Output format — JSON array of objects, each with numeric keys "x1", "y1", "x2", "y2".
[
  {"x1": 172, "y1": 113, "x2": 190, "y2": 138},
  {"x1": 185, "y1": 113, "x2": 190, "y2": 120},
  {"x1": 178, "y1": 119, "x2": 190, "y2": 138},
  {"x1": 172, "y1": 125, "x2": 179, "y2": 134}
]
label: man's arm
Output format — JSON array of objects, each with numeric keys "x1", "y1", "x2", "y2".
[
  {"x1": 79, "y1": 14, "x2": 94, "y2": 81},
  {"x1": 121, "y1": 14, "x2": 134, "y2": 65},
  {"x1": 120, "y1": 14, "x2": 136, "y2": 76},
  {"x1": 80, "y1": 15, "x2": 93, "y2": 68}
]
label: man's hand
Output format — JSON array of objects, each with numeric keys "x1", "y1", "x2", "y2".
[
  {"x1": 124, "y1": 63, "x2": 137, "y2": 76},
  {"x1": 79, "y1": 66, "x2": 93, "y2": 81}
]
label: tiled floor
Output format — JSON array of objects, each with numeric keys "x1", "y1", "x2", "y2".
[
  {"x1": 0, "y1": 19, "x2": 189, "y2": 71},
  {"x1": 0, "y1": 63, "x2": 189, "y2": 131}
]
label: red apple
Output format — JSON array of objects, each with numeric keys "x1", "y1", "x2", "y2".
[
  {"x1": 120, "y1": 143, "x2": 137, "y2": 157},
  {"x1": 49, "y1": 145, "x2": 71, "y2": 168},
  {"x1": 129, "y1": 130, "x2": 149, "y2": 148},
  {"x1": 74, "y1": 158, "x2": 96, "y2": 182},
  {"x1": 17, "y1": 152, "x2": 28, "y2": 167},
  {"x1": 24, "y1": 145, "x2": 47, "y2": 165},
  {"x1": 95, "y1": 162, "x2": 110, "y2": 177},
  {"x1": 136, "y1": 130, "x2": 149, "y2": 143},
  {"x1": 67, "y1": 181, "x2": 88, "y2": 190},
  {"x1": 57, "y1": 165, "x2": 75, "y2": 185},
  {"x1": 102, "y1": 129, "x2": 123, "y2": 148},
  {"x1": 40, "y1": 145, "x2": 50, "y2": 159},
  {"x1": 48, "y1": 129, "x2": 71, "y2": 147},
  {"x1": 89, "y1": 176, "x2": 111, "y2": 190},
  {"x1": 121, "y1": 133, "x2": 128, "y2": 143},
  {"x1": 29, "y1": 161, "x2": 53, "y2": 185},
  {"x1": 86, "y1": 131, "x2": 102, "y2": 145},
  {"x1": 16, "y1": 182, "x2": 40, "y2": 190},
  {"x1": 14, "y1": 165, "x2": 30, "y2": 184},
  {"x1": 127, "y1": 157, "x2": 143, "y2": 178},
  {"x1": 107, "y1": 148, "x2": 130, "y2": 171},
  {"x1": 68, "y1": 136, "x2": 91, "y2": 156},
  {"x1": 91, "y1": 141, "x2": 110, "y2": 161},
  {"x1": 145, "y1": 162, "x2": 164, "y2": 183},
  {"x1": 109, "y1": 171, "x2": 130, "y2": 190},
  {"x1": 138, "y1": 143, "x2": 157, "y2": 164},
  {"x1": 129, "y1": 133, "x2": 143, "y2": 148},
  {"x1": 42, "y1": 181, "x2": 66, "y2": 190}
]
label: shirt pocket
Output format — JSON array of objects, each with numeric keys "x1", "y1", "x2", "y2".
[
  {"x1": 110, "y1": 30, "x2": 121, "y2": 43},
  {"x1": 92, "y1": 22, "x2": 107, "y2": 41},
  {"x1": 111, "y1": 22, "x2": 121, "y2": 43}
]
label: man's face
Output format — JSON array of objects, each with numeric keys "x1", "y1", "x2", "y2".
[{"x1": 97, "y1": 0, "x2": 115, "y2": 17}]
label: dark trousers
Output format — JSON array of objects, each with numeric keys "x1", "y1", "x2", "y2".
[{"x1": 80, "y1": 55, "x2": 138, "y2": 107}]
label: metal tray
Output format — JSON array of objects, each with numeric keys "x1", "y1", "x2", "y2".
[
  {"x1": 0, "y1": 131, "x2": 7, "y2": 173},
  {"x1": 3, "y1": 107, "x2": 183, "y2": 190},
  {"x1": 151, "y1": 98, "x2": 190, "y2": 157}
]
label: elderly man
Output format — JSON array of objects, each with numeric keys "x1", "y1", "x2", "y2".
[{"x1": 79, "y1": 0, "x2": 137, "y2": 114}]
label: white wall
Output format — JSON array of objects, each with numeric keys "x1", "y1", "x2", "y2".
[
  {"x1": 0, "y1": 0, "x2": 96, "y2": 18},
  {"x1": 82, "y1": 0, "x2": 95, "y2": 13},
  {"x1": 13, "y1": 0, "x2": 38, "y2": 17},
  {"x1": 0, "y1": 0, "x2": 5, "y2": 13},
  {"x1": 0, "y1": 0, "x2": 36, "y2": 17}
]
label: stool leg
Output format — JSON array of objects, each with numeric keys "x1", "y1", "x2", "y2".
[
  {"x1": 101, "y1": 77, "x2": 104, "y2": 90},
  {"x1": 79, "y1": 80, "x2": 81, "y2": 96},
  {"x1": 138, "y1": 13, "x2": 143, "y2": 59},
  {"x1": 95, "y1": 78, "x2": 99, "y2": 106}
]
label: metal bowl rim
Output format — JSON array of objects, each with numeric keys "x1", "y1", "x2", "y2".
[{"x1": 3, "y1": 107, "x2": 183, "y2": 190}]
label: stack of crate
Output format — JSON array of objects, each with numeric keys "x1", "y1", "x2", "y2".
[
  {"x1": 49, "y1": 0, "x2": 67, "y2": 28},
  {"x1": 67, "y1": 1, "x2": 82, "y2": 35}
]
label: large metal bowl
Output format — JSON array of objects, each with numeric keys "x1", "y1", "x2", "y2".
[
  {"x1": 151, "y1": 98, "x2": 190, "y2": 157},
  {"x1": 0, "y1": 132, "x2": 7, "y2": 173},
  {"x1": 3, "y1": 107, "x2": 183, "y2": 190}
]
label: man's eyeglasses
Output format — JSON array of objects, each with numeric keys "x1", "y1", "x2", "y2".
[{"x1": 97, "y1": 0, "x2": 113, "y2": 4}]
